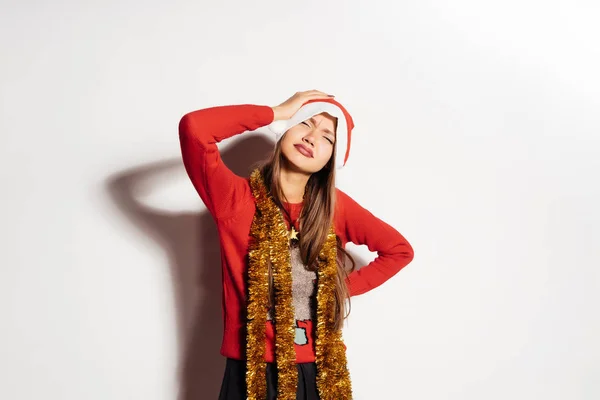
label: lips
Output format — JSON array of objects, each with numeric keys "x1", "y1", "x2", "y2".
[{"x1": 294, "y1": 144, "x2": 314, "y2": 158}]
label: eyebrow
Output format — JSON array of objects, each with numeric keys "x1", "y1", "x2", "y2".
[{"x1": 309, "y1": 117, "x2": 335, "y2": 136}]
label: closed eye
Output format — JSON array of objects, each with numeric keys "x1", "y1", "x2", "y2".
[{"x1": 302, "y1": 121, "x2": 334, "y2": 144}]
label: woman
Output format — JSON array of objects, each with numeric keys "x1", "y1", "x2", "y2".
[{"x1": 178, "y1": 90, "x2": 415, "y2": 400}]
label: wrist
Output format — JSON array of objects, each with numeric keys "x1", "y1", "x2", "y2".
[{"x1": 271, "y1": 106, "x2": 283, "y2": 121}]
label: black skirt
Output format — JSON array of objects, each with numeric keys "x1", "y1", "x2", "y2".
[{"x1": 218, "y1": 357, "x2": 320, "y2": 400}]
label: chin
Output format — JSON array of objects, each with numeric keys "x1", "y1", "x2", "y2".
[{"x1": 283, "y1": 153, "x2": 320, "y2": 174}]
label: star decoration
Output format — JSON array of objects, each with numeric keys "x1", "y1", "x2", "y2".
[{"x1": 289, "y1": 226, "x2": 299, "y2": 241}]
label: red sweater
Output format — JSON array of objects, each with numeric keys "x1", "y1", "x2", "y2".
[{"x1": 178, "y1": 104, "x2": 414, "y2": 363}]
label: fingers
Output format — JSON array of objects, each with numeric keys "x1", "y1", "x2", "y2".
[
  {"x1": 299, "y1": 90, "x2": 334, "y2": 99},
  {"x1": 308, "y1": 89, "x2": 332, "y2": 96},
  {"x1": 273, "y1": 90, "x2": 335, "y2": 121}
]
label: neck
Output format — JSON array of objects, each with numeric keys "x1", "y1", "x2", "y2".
[{"x1": 279, "y1": 165, "x2": 310, "y2": 204}]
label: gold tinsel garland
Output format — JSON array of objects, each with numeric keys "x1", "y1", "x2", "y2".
[{"x1": 246, "y1": 169, "x2": 353, "y2": 400}]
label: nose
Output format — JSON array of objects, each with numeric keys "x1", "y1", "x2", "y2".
[{"x1": 302, "y1": 133, "x2": 316, "y2": 147}]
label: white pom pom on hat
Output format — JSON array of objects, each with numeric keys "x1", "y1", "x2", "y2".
[{"x1": 267, "y1": 98, "x2": 355, "y2": 170}]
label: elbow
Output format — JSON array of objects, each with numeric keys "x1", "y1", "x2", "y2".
[
  {"x1": 178, "y1": 112, "x2": 194, "y2": 140},
  {"x1": 406, "y1": 241, "x2": 415, "y2": 263},
  {"x1": 393, "y1": 239, "x2": 415, "y2": 270},
  {"x1": 404, "y1": 241, "x2": 415, "y2": 266}
]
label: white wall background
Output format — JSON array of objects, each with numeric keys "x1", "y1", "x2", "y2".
[{"x1": 1, "y1": 1, "x2": 599, "y2": 399}]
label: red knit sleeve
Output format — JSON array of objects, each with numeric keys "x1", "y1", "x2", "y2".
[
  {"x1": 178, "y1": 104, "x2": 274, "y2": 218},
  {"x1": 336, "y1": 189, "x2": 415, "y2": 297}
]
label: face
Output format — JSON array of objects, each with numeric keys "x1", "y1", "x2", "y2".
[{"x1": 280, "y1": 112, "x2": 337, "y2": 174}]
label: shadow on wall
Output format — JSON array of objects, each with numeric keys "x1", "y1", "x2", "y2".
[{"x1": 105, "y1": 134, "x2": 274, "y2": 400}]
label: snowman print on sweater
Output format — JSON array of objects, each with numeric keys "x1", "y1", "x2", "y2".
[{"x1": 266, "y1": 243, "x2": 317, "y2": 346}]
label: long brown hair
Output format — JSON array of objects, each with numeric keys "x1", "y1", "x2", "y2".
[{"x1": 258, "y1": 132, "x2": 356, "y2": 331}]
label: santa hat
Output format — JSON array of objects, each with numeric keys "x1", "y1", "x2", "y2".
[{"x1": 267, "y1": 98, "x2": 354, "y2": 169}]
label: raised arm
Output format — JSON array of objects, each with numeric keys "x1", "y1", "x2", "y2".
[
  {"x1": 336, "y1": 189, "x2": 415, "y2": 296},
  {"x1": 178, "y1": 104, "x2": 274, "y2": 218}
]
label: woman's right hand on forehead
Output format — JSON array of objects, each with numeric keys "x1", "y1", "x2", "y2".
[{"x1": 272, "y1": 90, "x2": 334, "y2": 121}]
